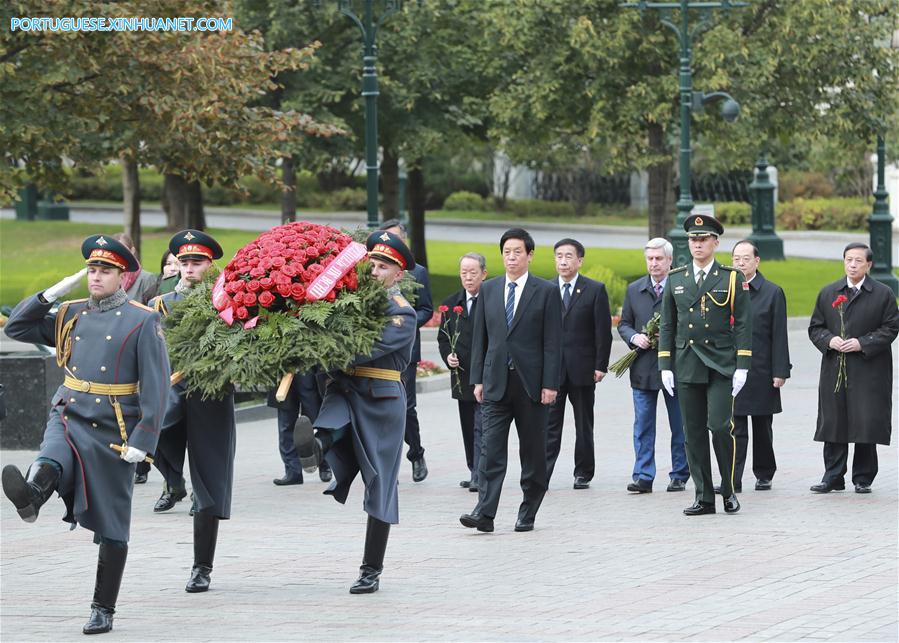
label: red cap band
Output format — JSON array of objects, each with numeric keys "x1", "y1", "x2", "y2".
[
  {"x1": 177, "y1": 243, "x2": 214, "y2": 259},
  {"x1": 86, "y1": 249, "x2": 127, "y2": 270},
  {"x1": 368, "y1": 243, "x2": 407, "y2": 270}
]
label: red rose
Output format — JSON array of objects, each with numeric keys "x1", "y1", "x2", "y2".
[
  {"x1": 453, "y1": 305, "x2": 464, "y2": 314},
  {"x1": 305, "y1": 246, "x2": 320, "y2": 258},
  {"x1": 259, "y1": 277, "x2": 274, "y2": 290},
  {"x1": 277, "y1": 283, "x2": 292, "y2": 298},
  {"x1": 232, "y1": 280, "x2": 246, "y2": 292},
  {"x1": 290, "y1": 283, "x2": 306, "y2": 300},
  {"x1": 438, "y1": 305, "x2": 449, "y2": 313},
  {"x1": 307, "y1": 264, "x2": 324, "y2": 276},
  {"x1": 832, "y1": 294, "x2": 848, "y2": 309},
  {"x1": 271, "y1": 256, "x2": 286, "y2": 268},
  {"x1": 243, "y1": 292, "x2": 257, "y2": 306},
  {"x1": 260, "y1": 257, "x2": 273, "y2": 271},
  {"x1": 232, "y1": 292, "x2": 244, "y2": 305},
  {"x1": 247, "y1": 280, "x2": 262, "y2": 293},
  {"x1": 236, "y1": 306, "x2": 249, "y2": 320},
  {"x1": 249, "y1": 267, "x2": 266, "y2": 278},
  {"x1": 325, "y1": 290, "x2": 336, "y2": 302},
  {"x1": 281, "y1": 264, "x2": 297, "y2": 278},
  {"x1": 258, "y1": 291, "x2": 276, "y2": 308},
  {"x1": 272, "y1": 271, "x2": 291, "y2": 285}
]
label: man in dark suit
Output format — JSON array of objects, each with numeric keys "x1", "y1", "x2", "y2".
[
  {"x1": 726, "y1": 240, "x2": 791, "y2": 493},
  {"x1": 379, "y1": 219, "x2": 433, "y2": 482},
  {"x1": 460, "y1": 228, "x2": 562, "y2": 533},
  {"x1": 437, "y1": 252, "x2": 487, "y2": 492},
  {"x1": 545, "y1": 238, "x2": 611, "y2": 490},
  {"x1": 618, "y1": 237, "x2": 689, "y2": 494},
  {"x1": 808, "y1": 242, "x2": 898, "y2": 494}
]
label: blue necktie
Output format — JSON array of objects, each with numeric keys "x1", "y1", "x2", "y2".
[
  {"x1": 562, "y1": 282, "x2": 571, "y2": 311},
  {"x1": 505, "y1": 282, "x2": 517, "y2": 328}
]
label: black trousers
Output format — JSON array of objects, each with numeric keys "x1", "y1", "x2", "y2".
[
  {"x1": 474, "y1": 369, "x2": 548, "y2": 522},
  {"x1": 545, "y1": 379, "x2": 595, "y2": 483},
  {"x1": 274, "y1": 374, "x2": 329, "y2": 478},
  {"x1": 733, "y1": 414, "x2": 777, "y2": 484},
  {"x1": 457, "y1": 399, "x2": 479, "y2": 473},
  {"x1": 823, "y1": 442, "x2": 878, "y2": 486},
  {"x1": 401, "y1": 361, "x2": 424, "y2": 461}
]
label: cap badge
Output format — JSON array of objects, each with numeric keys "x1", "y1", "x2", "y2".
[
  {"x1": 694, "y1": 216, "x2": 703, "y2": 225},
  {"x1": 379, "y1": 232, "x2": 390, "y2": 242},
  {"x1": 184, "y1": 231, "x2": 196, "y2": 241},
  {"x1": 96, "y1": 236, "x2": 108, "y2": 246}
]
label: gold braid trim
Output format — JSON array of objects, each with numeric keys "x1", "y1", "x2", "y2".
[
  {"x1": 153, "y1": 297, "x2": 169, "y2": 317},
  {"x1": 55, "y1": 301, "x2": 77, "y2": 368}
]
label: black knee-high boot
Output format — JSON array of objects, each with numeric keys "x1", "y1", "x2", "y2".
[
  {"x1": 2, "y1": 461, "x2": 60, "y2": 523},
  {"x1": 83, "y1": 543, "x2": 128, "y2": 635},
  {"x1": 350, "y1": 516, "x2": 390, "y2": 594},
  {"x1": 185, "y1": 511, "x2": 219, "y2": 593}
]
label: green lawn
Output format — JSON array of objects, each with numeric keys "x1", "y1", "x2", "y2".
[{"x1": 1, "y1": 220, "x2": 889, "y2": 317}]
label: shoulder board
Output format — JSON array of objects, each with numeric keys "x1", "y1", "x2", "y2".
[
  {"x1": 61, "y1": 298, "x2": 89, "y2": 306},
  {"x1": 128, "y1": 300, "x2": 154, "y2": 312},
  {"x1": 392, "y1": 294, "x2": 412, "y2": 309},
  {"x1": 719, "y1": 264, "x2": 737, "y2": 271},
  {"x1": 669, "y1": 265, "x2": 688, "y2": 274}
]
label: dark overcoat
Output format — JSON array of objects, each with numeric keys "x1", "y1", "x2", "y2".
[
  {"x1": 151, "y1": 290, "x2": 237, "y2": 518},
  {"x1": 808, "y1": 277, "x2": 898, "y2": 445},
  {"x1": 559, "y1": 274, "x2": 612, "y2": 385},
  {"x1": 314, "y1": 293, "x2": 417, "y2": 524},
  {"x1": 408, "y1": 263, "x2": 433, "y2": 364},
  {"x1": 734, "y1": 272, "x2": 791, "y2": 416},
  {"x1": 618, "y1": 275, "x2": 664, "y2": 391},
  {"x1": 5, "y1": 292, "x2": 170, "y2": 541},
  {"x1": 436, "y1": 289, "x2": 476, "y2": 402}
]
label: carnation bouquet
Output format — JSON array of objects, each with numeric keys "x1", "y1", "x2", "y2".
[
  {"x1": 831, "y1": 293, "x2": 849, "y2": 392},
  {"x1": 163, "y1": 222, "x2": 391, "y2": 398}
]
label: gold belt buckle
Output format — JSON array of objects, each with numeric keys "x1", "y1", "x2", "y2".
[{"x1": 80, "y1": 380, "x2": 91, "y2": 392}]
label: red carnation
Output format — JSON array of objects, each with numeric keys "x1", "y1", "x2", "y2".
[
  {"x1": 832, "y1": 294, "x2": 848, "y2": 309},
  {"x1": 247, "y1": 280, "x2": 262, "y2": 293},
  {"x1": 258, "y1": 291, "x2": 275, "y2": 308},
  {"x1": 277, "y1": 283, "x2": 292, "y2": 298},
  {"x1": 453, "y1": 305, "x2": 464, "y2": 314},
  {"x1": 236, "y1": 306, "x2": 249, "y2": 320},
  {"x1": 438, "y1": 305, "x2": 449, "y2": 313},
  {"x1": 290, "y1": 283, "x2": 306, "y2": 300},
  {"x1": 243, "y1": 292, "x2": 257, "y2": 306}
]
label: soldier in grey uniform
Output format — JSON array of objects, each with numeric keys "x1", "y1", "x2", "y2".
[
  {"x1": 149, "y1": 230, "x2": 236, "y2": 594},
  {"x1": 294, "y1": 230, "x2": 417, "y2": 594},
  {"x1": 2, "y1": 235, "x2": 170, "y2": 635}
]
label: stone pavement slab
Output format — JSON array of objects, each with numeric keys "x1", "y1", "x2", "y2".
[{"x1": 1, "y1": 328, "x2": 896, "y2": 642}]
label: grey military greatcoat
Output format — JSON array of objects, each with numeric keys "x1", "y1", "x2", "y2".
[
  {"x1": 314, "y1": 293, "x2": 417, "y2": 524},
  {"x1": 5, "y1": 290, "x2": 170, "y2": 541}
]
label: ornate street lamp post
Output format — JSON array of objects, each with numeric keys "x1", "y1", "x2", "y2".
[
  {"x1": 315, "y1": 1, "x2": 418, "y2": 229},
  {"x1": 622, "y1": 1, "x2": 746, "y2": 267}
]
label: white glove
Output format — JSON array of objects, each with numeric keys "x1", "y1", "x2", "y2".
[
  {"x1": 43, "y1": 268, "x2": 87, "y2": 303},
  {"x1": 661, "y1": 370, "x2": 675, "y2": 397},
  {"x1": 121, "y1": 446, "x2": 147, "y2": 463},
  {"x1": 732, "y1": 369, "x2": 748, "y2": 397}
]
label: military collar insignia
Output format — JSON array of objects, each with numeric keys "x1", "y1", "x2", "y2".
[
  {"x1": 184, "y1": 231, "x2": 196, "y2": 241},
  {"x1": 96, "y1": 236, "x2": 108, "y2": 246}
]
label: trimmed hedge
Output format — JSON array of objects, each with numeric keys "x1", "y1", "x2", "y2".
[{"x1": 443, "y1": 190, "x2": 485, "y2": 211}]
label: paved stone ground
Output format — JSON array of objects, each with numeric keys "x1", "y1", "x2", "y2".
[{"x1": 1, "y1": 328, "x2": 896, "y2": 642}]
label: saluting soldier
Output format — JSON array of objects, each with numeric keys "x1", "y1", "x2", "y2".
[
  {"x1": 293, "y1": 230, "x2": 417, "y2": 594},
  {"x1": 2, "y1": 235, "x2": 170, "y2": 635},
  {"x1": 149, "y1": 230, "x2": 237, "y2": 594},
  {"x1": 658, "y1": 215, "x2": 752, "y2": 516}
]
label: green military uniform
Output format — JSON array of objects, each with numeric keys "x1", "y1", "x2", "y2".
[{"x1": 658, "y1": 215, "x2": 752, "y2": 511}]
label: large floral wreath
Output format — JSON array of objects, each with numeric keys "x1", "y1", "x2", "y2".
[{"x1": 163, "y1": 222, "x2": 391, "y2": 398}]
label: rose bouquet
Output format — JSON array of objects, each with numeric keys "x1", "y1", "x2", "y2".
[
  {"x1": 609, "y1": 312, "x2": 661, "y2": 378},
  {"x1": 163, "y1": 222, "x2": 391, "y2": 398}
]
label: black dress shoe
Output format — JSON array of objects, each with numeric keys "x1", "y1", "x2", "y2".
[
  {"x1": 459, "y1": 513, "x2": 494, "y2": 532},
  {"x1": 468, "y1": 484, "x2": 479, "y2": 492},
  {"x1": 134, "y1": 472, "x2": 148, "y2": 485},
  {"x1": 514, "y1": 519, "x2": 534, "y2": 532},
  {"x1": 349, "y1": 564, "x2": 382, "y2": 594},
  {"x1": 153, "y1": 487, "x2": 187, "y2": 512},
  {"x1": 82, "y1": 605, "x2": 114, "y2": 635},
  {"x1": 293, "y1": 416, "x2": 321, "y2": 473},
  {"x1": 810, "y1": 480, "x2": 845, "y2": 493},
  {"x1": 714, "y1": 483, "x2": 742, "y2": 494},
  {"x1": 185, "y1": 564, "x2": 212, "y2": 593},
  {"x1": 854, "y1": 483, "x2": 872, "y2": 494},
  {"x1": 683, "y1": 501, "x2": 716, "y2": 516},
  {"x1": 411, "y1": 456, "x2": 428, "y2": 482},
  {"x1": 723, "y1": 494, "x2": 741, "y2": 513},
  {"x1": 319, "y1": 468, "x2": 333, "y2": 483},
  {"x1": 627, "y1": 479, "x2": 652, "y2": 493},
  {"x1": 573, "y1": 476, "x2": 590, "y2": 490},
  {"x1": 459, "y1": 480, "x2": 471, "y2": 488},
  {"x1": 666, "y1": 479, "x2": 686, "y2": 492},
  {"x1": 755, "y1": 479, "x2": 772, "y2": 491},
  {"x1": 272, "y1": 475, "x2": 303, "y2": 486}
]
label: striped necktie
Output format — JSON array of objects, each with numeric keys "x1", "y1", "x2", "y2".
[{"x1": 505, "y1": 282, "x2": 517, "y2": 328}]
